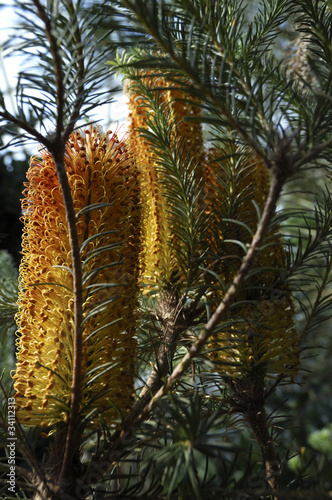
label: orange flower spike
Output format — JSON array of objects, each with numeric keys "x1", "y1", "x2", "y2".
[{"x1": 13, "y1": 126, "x2": 143, "y2": 429}]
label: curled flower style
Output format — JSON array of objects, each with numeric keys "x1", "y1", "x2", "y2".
[
  {"x1": 206, "y1": 149, "x2": 300, "y2": 378},
  {"x1": 126, "y1": 73, "x2": 205, "y2": 293},
  {"x1": 13, "y1": 126, "x2": 143, "y2": 429}
]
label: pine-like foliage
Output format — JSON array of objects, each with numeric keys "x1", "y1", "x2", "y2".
[{"x1": 1, "y1": 1, "x2": 332, "y2": 499}]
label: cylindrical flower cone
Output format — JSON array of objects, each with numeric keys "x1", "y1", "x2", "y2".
[
  {"x1": 126, "y1": 73, "x2": 205, "y2": 294},
  {"x1": 13, "y1": 126, "x2": 143, "y2": 430},
  {"x1": 206, "y1": 149, "x2": 300, "y2": 379}
]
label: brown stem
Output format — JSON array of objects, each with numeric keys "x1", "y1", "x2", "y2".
[
  {"x1": 2, "y1": 1, "x2": 86, "y2": 493},
  {"x1": 249, "y1": 410, "x2": 280, "y2": 491},
  {"x1": 128, "y1": 290, "x2": 186, "y2": 421},
  {"x1": 50, "y1": 154, "x2": 83, "y2": 486},
  {"x1": 231, "y1": 374, "x2": 280, "y2": 491}
]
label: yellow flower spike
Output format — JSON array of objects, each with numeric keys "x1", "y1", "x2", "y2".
[
  {"x1": 207, "y1": 149, "x2": 300, "y2": 379},
  {"x1": 127, "y1": 74, "x2": 172, "y2": 292},
  {"x1": 13, "y1": 125, "x2": 143, "y2": 429},
  {"x1": 165, "y1": 86, "x2": 204, "y2": 171},
  {"x1": 126, "y1": 73, "x2": 205, "y2": 293}
]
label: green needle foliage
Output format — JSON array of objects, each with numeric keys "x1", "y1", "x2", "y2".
[
  {"x1": 1, "y1": 0, "x2": 332, "y2": 499},
  {"x1": 0, "y1": 250, "x2": 18, "y2": 391}
]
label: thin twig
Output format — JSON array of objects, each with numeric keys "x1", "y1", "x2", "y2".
[
  {"x1": 299, "y1": 253, "x2": 332, "y2": 343},
  {"x1": 63, "y1": 0, "x2": 85, "y2": 141},
  {"x1": 0, "y1": 108, "x2": 52, "y2": 149},
  {"x1": 32, "y1": 0, "x2": 64, "y2": 139},
  {"x1": 1, "y1": 0, "x2": 85, "y2": 493},
  {"x1": 129, "y1": 292, "x2": 187, "y2": 421}
]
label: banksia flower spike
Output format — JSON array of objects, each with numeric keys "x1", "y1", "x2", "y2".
[
  {"x1": 127, "y1": 74, "x2": 172, "y2": 293},
  {"x1": 126, "y1": 72, "x2": 206, "y2": 294},
  {"x1": 13, "y1": 126, "x2": 142, "y2": 430},
  {"x1": 206, "y1": 148, "x2": 300, "y2": 379}
]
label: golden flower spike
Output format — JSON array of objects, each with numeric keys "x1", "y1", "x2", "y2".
[
  {"x1": 206, "y1": 149, "x2": 300, "y2": 379},
  {"x1": 126, "y1": 73, "x2": 205, "y2": 294},
  {"x1": 13, "y1": 126, "x2": 143, "y2": 430}
]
